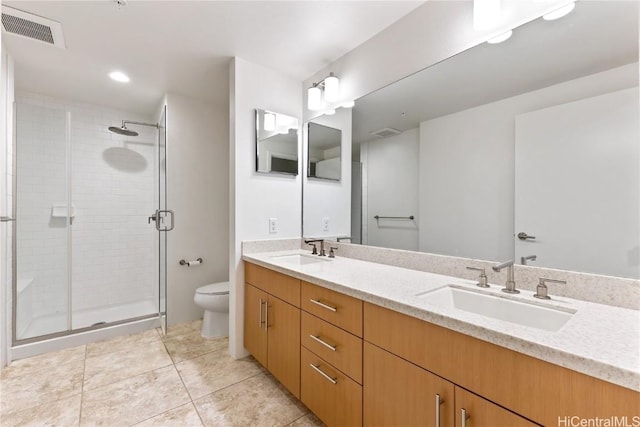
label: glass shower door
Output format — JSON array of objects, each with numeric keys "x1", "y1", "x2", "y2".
[{"x1": 14, "y1": 103, "x2": 70, "y2": 340}]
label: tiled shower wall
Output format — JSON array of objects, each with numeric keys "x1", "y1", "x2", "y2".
[{"x1": 15, "y1": 92, "x2": 158, "y2": 333}]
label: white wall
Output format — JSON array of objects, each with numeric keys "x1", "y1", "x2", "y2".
[
  {"x1": 229, "y1": 57, "x2": 302, "y2": 358},
  {"x1": 418, "y1": 63, "x2": 638, "y2": 262},
  {"x1": 166, "y1": 92, "x2": 228, "y2": 326},
  {"x1": 1, "y1": 42, "x2": 15, "y2": 367},
  {"x1": 303, "y1": 0, "x2": 571, "y2": 121},
  {"x1": 303, "y1": 108, "x2": 351, "y2": 238},
  {"x1": 362, "y1": 128, "x2": 419, "y2": 251}
]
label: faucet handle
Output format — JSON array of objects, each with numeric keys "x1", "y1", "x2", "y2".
[
  {"x1": 329, "y1": 247, "x2": 338, "y2": 258},
  {"x1": 466, "y1": 266, "x2": 489, "y2": 288},
  {"x1": 307, "y1": 243, "x2": 318, "y2": 255},
  {"x1": 534, "y1": 277, "x2": 566, "y2": 300}
]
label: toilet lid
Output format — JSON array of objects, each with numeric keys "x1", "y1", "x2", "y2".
[{"x1": 196, "y1": 282, "x2": 230, "y2": 295}]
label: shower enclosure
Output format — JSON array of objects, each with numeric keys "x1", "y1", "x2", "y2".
[{"x1": 12, "y1": 98, "x2": 169, "y2": 344}]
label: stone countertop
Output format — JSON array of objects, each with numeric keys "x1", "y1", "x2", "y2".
[{"x1": 242, "y1": 249, "x2": 640, "y2": 392}]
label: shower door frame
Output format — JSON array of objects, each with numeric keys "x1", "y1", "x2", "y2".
[{"x1": 11, "y1": 101, "x2": 169, "y2": 346}]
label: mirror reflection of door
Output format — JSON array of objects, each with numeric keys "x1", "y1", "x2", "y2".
[{"x1": 515, "y1": 88, "x2": 639, "y2": 279}]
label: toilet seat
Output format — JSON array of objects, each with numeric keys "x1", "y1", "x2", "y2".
[{"x1": 196, "y1": 282, "x2": 229, "y2": 296}]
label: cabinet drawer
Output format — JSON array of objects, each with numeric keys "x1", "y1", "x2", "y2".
[
  {"x1": 301, "y1": 311, "x2": 362, "y2": 384},
  {"x1": 301, "y1": 281, "x2": 362, "y2": 336},
  {"x1": 301, "y1": 347, "x2": 362, "y2": 427},
  {"x1": 245, "y1": 263, "x2": 300, "y2": 307}
]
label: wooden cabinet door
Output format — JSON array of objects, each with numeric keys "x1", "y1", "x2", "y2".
[
  {"x1": 267, "y1": 295, "x2": 301, "y2": 398},
  {"x1": 244, "y1": 283, "x2": 268, "y2": 367},
  {"x1": 363, "y1": 342, "x2": 454, "y2": 427},
  {"x1": 455, "y1": 387, "x2": 539, "y2": 427}
]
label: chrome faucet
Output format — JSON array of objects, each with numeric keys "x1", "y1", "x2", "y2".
[
  {"x1": 304, "y1": 239, "x2": 326, "y2": 256},
  {"x1": 521, "y1": 254, "x2": 537, "y2": 265},
  {"x1": 492, "y1": 260, "x2": 519, "y2": 294}
]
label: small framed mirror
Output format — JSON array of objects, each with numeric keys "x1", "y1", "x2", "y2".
[
  {"x1": 255, "y1": 109, "x2": 299, "y2": 175},
  {"x1": 307, "y1": 122, "x2": 342, "y2": 181}
]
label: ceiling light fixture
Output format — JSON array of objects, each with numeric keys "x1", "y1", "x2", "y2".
[
  {"x1": 474, "y1": 0, "x2": 502, "y2": 30},
  {"x1": 109, "y1": 71, "x2": 130, "y2": 83},
  {"x1": 487, "y1": 30, "x2": 512, "y2": 44},
  {"x1": 307, "y1": 72, "x2": 340, "y2": 111},
  {"x1": 543, "y1": 1, "x2": 575, "y2": 21}
]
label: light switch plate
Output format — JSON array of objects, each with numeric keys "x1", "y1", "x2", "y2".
[{"x1": 322, "y1": 217, "x2": 330, "y2": 232}]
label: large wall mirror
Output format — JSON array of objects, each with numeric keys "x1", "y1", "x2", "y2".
[
  {"x1": 302, "y1": 1, "x2": 639, "y2": 279},
  {"x1": 255, "y1": 109, "x2": 299, "y2": 175}
]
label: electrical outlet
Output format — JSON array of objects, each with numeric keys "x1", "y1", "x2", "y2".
[
  {"x1": 322, "y1": 217, "x2": 330, "y2": 232},
  {"x1": 269, "y1": 218, "x2": 278, "y2": 234}
]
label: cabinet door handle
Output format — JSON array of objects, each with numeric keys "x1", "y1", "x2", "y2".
[
  {"x1": 309, "y1": 363, "x2": 338, "y2": 384},
  {"x1": 309, "y1": 334, "x2": 337, "y2": 351},
  {"x1": 435, "y1": 394, "x2": 444, "y2": 427},
  {"x1": 309, "y1": 298, "x2": 337, "y2": 312},
  {"x1": 259, "y1": 299, "x2": 264, "y2": 329},
  {"x1": 265, "y1": 301, "x2": 269, "y2": 331},
  {"x1": 461, "y1": 408, "x2": 470, "y2": 427}
]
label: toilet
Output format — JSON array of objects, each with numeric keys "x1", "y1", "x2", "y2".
[{"x1": 193, "y1": 282, "x2": 230, "y2": 338}]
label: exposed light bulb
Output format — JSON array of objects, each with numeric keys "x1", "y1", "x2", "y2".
[
  {"x1": 324, "y1": 73, "x2": 340, "y2": 102},
  {"x1": 474, "y1": 0, "x2": 501, "y2": 30},
  {"x1": 543, "y1": 1, "x2": 575, "y2": 21},
  {"x1": 487, "y1": 30, "x2": 512, "y2": 44},
  {"x1": 308, "y1": 86, "x2": 322, "y2": 111},
  {"x1": 264, "y1": 112, "x2": 276, "y2": 131}
]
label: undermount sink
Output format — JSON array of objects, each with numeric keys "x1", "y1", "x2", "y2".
[
  {"x1": 416, "y1": 285, "x2": 575, "y2": 332},
  {"x1": 271, "y1": 254, "x2": 332, "y2": 265}
]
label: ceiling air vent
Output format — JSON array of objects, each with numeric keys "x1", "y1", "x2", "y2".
[
  {"x1": 1, "y1": 5, "x2": 65, "y2": 49},
  {"x1": 370, "y1": 127, "x2": 402, "y2": 138}
]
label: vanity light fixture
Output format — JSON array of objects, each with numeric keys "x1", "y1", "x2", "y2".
[
  {"x1": 474, "y1": 0, "x2": 502, "y2": 30},
  {"x1": 543, "y1": 1, "x2": 575, "y2": 21},
  {"x1": 263, "y1": 112, "x2": 276, "y2": 131},
  {"x1": 487, "y1": 29, "x2": 512, "y2": 44},
  {"x1": 109, "y1": 71, "x2": 130, "y2": 83},
  {"x1": 307, "y1": 72, "x2": 340, "y2": 111}
]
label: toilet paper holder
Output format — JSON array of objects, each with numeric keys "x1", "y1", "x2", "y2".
[{"x1": 179, "y1": 258, "x2": 203, "y2": 267}]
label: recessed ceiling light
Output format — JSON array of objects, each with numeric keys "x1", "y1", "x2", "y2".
[
  {"x1": 543, "y1": 2, "x2": 575, "y2": 21},
  {"x1": 487, "y1": 30, "x2": 513, "y2": 44},
  {"x1": 109, "y1": 71, "x2": 130, "y2": 83}
]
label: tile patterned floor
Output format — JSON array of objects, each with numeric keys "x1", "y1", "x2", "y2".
[{"x1": 0, "y1": 320, "x2": 325, "y2": 427}]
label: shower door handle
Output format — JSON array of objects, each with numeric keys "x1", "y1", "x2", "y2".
[{"x1": 155, "y1": 210, "x2": 175, "y2": 232}]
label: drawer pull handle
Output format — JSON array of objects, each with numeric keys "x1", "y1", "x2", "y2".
[
  {"x1": 309, "y1": 334, "x2": 337, "y2": 351},
  {"x1": 259, "y1": 299, "x2": 265, "y2": 329},
  {"x1": 309, "y1": 298, "x2": 337, "y2": 312},
  {"x1": 461, "y1": 408, "x2": 470, "y2": 427},
  {"x1": 310, "y1": 363, "x2": 338, "y2": 385},
  {"x1": 435, "y1": 394, "x2": 444, "y2": 427}
]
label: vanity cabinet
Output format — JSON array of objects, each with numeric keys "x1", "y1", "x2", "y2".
[
  {"x1": 243, "y1": 262, "x2": 639, "y2": 427},
  {"x1": 244, "y1": 264, "x2": 301, "y2": 398},
  {"x1": 364, "y1": 301, "x2": 639, "y2": 426}
]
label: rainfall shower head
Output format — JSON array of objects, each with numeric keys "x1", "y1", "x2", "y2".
[
  {"x1": 108, "y1": 119, "x2": 159, "y2": 137},
  {"x1": 108, "y1": 124, "x2": 138, "y2": 136}
]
